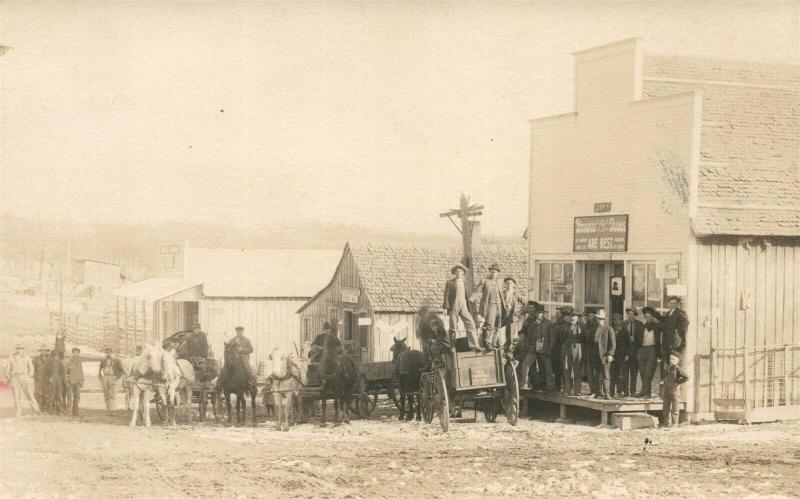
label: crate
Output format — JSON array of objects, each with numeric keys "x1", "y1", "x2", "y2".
[{"x1": 445, "y1": 350, "x2": 504, "y2": 390}]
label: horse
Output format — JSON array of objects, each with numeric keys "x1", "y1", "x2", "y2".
[
  {"x1": 127, "y1": 346, "x2": 157, "y2": 427},
  {"x1": 390, "y1": 337, "x2": 426, "y2": 421},
  {"x1": 268, "y1": 347, "x2": 307, "y2": 431},
  {"x1": 146, "y1": 344, "x2": 195, "y2": 426},
  {"x1": 318, "y1": 335, "x2": 358, "y2": 426},
  {"x1": 220, "y1": 340, "x2": 258, "y2": 426}
]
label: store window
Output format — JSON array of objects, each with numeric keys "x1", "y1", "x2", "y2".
[
  {"x1": 631, "y1": 262, "x2": 677, "y2": 309},
  {"x1": 301, "y1": 317, "x2": 313, "y2": 343},
  {"x1": 538, "y1": 262, "x2": 574, "y2": 317}
]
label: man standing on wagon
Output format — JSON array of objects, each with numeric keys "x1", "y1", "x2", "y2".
[
  {"x1": 479, "y1": 263, "x2": 503, "y2": 350},
  {"x1": 442, "y1": 263, "x2": 481, "y2": 353}
]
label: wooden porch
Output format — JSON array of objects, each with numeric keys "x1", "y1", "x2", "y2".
[{"x1": 521, "y1": 388, "x2": 685, "y2": 426}]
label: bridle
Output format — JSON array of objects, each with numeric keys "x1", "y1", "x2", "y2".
[{"x1": 269, "y1": 355, "x2": 305, "y2": 391}]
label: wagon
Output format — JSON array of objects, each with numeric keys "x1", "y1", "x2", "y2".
[
  {"x1": 291, "y1": 361, "x2": 373, "y2": 423},
  {"x1": 420, "y1": 349, "x2": 519, "y2": 432},
  {"x1": 159, "y1": 331, "x2": 223, "y2": 422},
  {"x1": 349, "y1": 360, "x2": 399, "y2": 416}
]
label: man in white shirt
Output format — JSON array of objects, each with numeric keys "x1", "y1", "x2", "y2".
[{"x1": 5, "y1": 345, "x2": 40, "y2": 417}]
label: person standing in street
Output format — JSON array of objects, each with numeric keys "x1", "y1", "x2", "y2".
[
  {"x1": 662, "y1": 352, "x2": 689, "y2": 428},
  {"x1": 500, "y1": 277, "x2": 526, "y2": 351},
  {"x1": 582, "y1": 310, "x2": 599, "y2": 396},
  {"x1": 622, "y1": 308, "x2": 644, "y2": 397},
  {"x1": 5, "y1": 345, "x2": 39, "y2": 417},
  {"x1": 231, "y1": 326, "x2": 257, "y2": 388},
  {"x1": 524, "y1": 303, "x2": 555, "y2": 391},
  {"x1": 66, "y1": 347, "x2": 84, "y2": 417},
  {"x1": 98, "y1": 347, "x2": 123, "y2": 414},
  {"x1": 33, "y1": 346, "x2": 51, "y2": 411},
  {"x1": 610, "y1": 313, "x2": 630, "y2": 398},
  {"x1": 442, "y1": 263, "x2": 480, "y2": 352},
  {"x1": 591, "y1": 309, "x2": 616, "y2": 400},
  {"x1": 560, "y1": 309, "x2": 584, "y2": 396},
  {"x1": 479, "y1": 263, "x2": 503, "y2": 350},
  {"x1": 636, "y1": 307, "x2": 662, "y2": 398},
  {"x1": 50, "y1": 350, "x2": 67, "y2": 414},
  {"x1": 550, "y1": 307, "x2": 567, "y2": 392}
]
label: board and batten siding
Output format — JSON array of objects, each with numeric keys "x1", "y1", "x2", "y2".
[
  {"x1": 298, "y1": 248, "x2": 372, "y2": 346},
  {"x1": 692, "y1": 237, "x2": 800, "y2": 416},
  {"x1": 201, "y1": 298, "x2": 306, "y2": 371}
]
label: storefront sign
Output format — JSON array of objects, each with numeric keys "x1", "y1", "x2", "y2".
[
  {"x1": 552, "y1": 282, "x2": 573, "y2": 295},
  {"x1": 594, "y1": 202, "x2": 612, "y2": 213},
  {"x1": 657, "y1": 260, "x2": 680, "y2": 279},
  {"x1": 573, "y1": 215, "x2": 628, "y2": 252},
  {"x1": 341, "y1": 287, "x2": 360, "y2": 304}
]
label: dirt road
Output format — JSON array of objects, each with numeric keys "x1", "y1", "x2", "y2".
[{"x1": 1, "y1": 392, "x2": 798, "y2": 498}]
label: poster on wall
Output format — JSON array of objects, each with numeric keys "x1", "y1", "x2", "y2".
[
  {"x1": 656, "y1": 260, "x2": 680, "y2": 279},
  {"x1": 573, "y1": 215, "x2": 628, "y2": 252}
]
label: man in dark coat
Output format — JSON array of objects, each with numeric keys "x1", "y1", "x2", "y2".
[
  {"x1": 582, "y1": 310, "x2": 599, "y2": 395},
  {"x1": 549, "y1": 307, "x2": 567, "y2": 391},
  {"x1": 621, "y1": 308, "x2": 644, "y2": 397},
  {"x1": 443, "y1": 264, "x2": 480, "y2": 352},
  {"x1": 183, "y1": 322, "x2": 210, "y2": 359},
  {"x1": 636, "y1": 307, "x2": 662, "y2": 398},
  {"x1": 560, "y1": 308, "x2": 584, "y2": 396},
  {"x1": 50, "y1": 350, "x2": 67, "y2": 414},
  {"x1": 33, "y1": 346, "x2": 52, "y2": 411},
  {"x1": 659, "y1": 296, "x2": 688, "y2": 378},
  {"x1": 231, "y1": 326, "x2": 257, "y2": 388},
  {"x1": 610, "y1": 312, "x2": 630, "y2": 398},
  {"x1": 66, "y1": 347, "x2": 84, "y2": 417},
  {"x1": 528, "y1": 304, "x2": 554, "y2": 391}
]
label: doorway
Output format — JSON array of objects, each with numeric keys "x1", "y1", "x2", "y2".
[{"x1": 582, "y1": 261, "x2": 625, "y2": 315}]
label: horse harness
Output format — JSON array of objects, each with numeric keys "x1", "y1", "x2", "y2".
[{"x1": 268, "y1": 361, "x2": 305, "y2": 394}]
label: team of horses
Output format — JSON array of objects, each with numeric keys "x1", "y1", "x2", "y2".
[{"x1": 123, "y1": 311, "x2": 433, "y2": 430}]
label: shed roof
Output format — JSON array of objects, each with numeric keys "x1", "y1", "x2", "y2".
[
  {"x1": 300, "y1": 241, "x2": 528, "y2": 314},
  {"x1": 642, "y1": 55, "x2": 800, "y2": 236},
  {"x1": 113, "y1": 277, "x2": 203, "y2": 301},
  {"x1": 186, "y1": 248, "x2": 342, "y2": 298}
]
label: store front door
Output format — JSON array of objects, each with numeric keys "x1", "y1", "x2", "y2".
[{"x1": 583, "y1": 261, "x2": 625, "y2": 316}]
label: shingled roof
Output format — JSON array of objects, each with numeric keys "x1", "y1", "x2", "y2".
[
  {"x1": 346, "y1": 241, "x2": 528, "y2": 313},
  {"x1": 642, "y1": 55, "x2": 800, "y2": 236}
]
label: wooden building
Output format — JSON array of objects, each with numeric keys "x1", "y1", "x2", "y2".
[
  {"x1": 298, "y1": 242, "x2": 528, "y2": 363},
  {"x1": 527, "y1": 38, "x2": 799, "y2": 422}
]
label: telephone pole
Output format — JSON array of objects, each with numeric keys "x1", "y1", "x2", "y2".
[{"x1": 440, "y1": 194, "x2": 483, "y2": 291}]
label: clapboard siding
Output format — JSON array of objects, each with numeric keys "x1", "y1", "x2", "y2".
[
  {"x1": 694, "y1": 237, "x2": 800, "y2": 414},
  {"x1": 201, "y1": 298, "x2": 306, "y2": 370}
]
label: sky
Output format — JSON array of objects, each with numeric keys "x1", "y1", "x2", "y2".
[{"x1": 1, "y1": 1, "x2": 798, "y2": 237}]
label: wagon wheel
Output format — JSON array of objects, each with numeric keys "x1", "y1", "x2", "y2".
[
  {"x1": 482, "y1": 399, "x2": 499, "y2": 423},
  {"x1": 420, "y1": 373, "x2": 434, "y2": 423},
  {"x1": 434, "y1": 369, "x2": 450, "y2": 433},
  {"x1": 502, "y1": 359, "x2": 520, "y2": 426}
]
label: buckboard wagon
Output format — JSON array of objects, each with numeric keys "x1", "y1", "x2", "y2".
[
  {"x1": 351, "y1": 360, "x2": 400, "y2": 416},
  {"x1": 420, "y1": 349, "x2": 519, "y2": 432}
]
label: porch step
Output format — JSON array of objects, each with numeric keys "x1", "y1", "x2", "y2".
[{"x1": 612, "y1": 412, "x2": 658, "y2": 430}]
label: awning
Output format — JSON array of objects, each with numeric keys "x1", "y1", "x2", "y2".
[{"x1": 113, "y1": 278, "x2": 203, "y2": 302}]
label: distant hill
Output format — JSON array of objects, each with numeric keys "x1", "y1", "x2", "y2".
[{"x1": 0, "y1": 213, "x2": 522, "y2": 271}]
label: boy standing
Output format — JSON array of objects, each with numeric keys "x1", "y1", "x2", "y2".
[{"x1": 662, "y1": 352, "x2": 689, "y2": 427}]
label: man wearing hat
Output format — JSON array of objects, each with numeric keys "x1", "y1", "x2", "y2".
[
  {"x1": 98, "y1": 347, "x2": 123, "y2": 413},
  {"x1": 589, "y1": 309, "x2": 615, "y2": 399},
  {"x1": 659, "y1": 296, "x2": 688, "y2": 379},
  {"x1": 5, "y1": 345, "x2": 39, "y2": 417},
  {"x1": 500, "y1": 276, "x2": 526, "y2": 351},
  {"x1": 50, "y1": 349, "x2": 67, "y2": 415},
  {"x1": 66, "y1": 347, "x2": 84, "y2": 416},
  {"x1": 549, "y1": 307, "x2": 567, "y2": 392},
  {"x1": 581, "y1": 309, "x2": 599, "y2": 395},
  {"x1": 621, "y1": 307, "x2": 644, "y2": 397},
  {"x1": 442, "y1": 263, "x2": 480, "y2": 352},
  {"x1": 479, "y1": 263, "x2": 503, "y2": 349},
  {"x1": 231, "y1": 326, "x2": 257, "y2": 388},
  {"x1": 33, "y1": 345, "x2": 52, "y2": 411},
  {"x1": 635, "y1": 307, "x2": 662, "y2": 398},
  {"x1": 610, "y1": 312, "x2": 630, "y2": 398},
  {"x1": 560, "y1": 308, "x2": 585, "y2": 396},
  {"x1": 183, "y1": 322, "x2": 210, "y2": 359},
  {"x1": 521, "y1": 302, "x2": 555, "y2": 391}
]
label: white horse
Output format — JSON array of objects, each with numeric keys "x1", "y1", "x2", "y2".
[
  {"x1": 128, "y1": 346, "x2": 156, "y2": 427},
  {"x1": 268, "y1": 347, "x2": 307, "y2": 431},
  {"x1": 148, "y1": 344, "x2": 195, "y2": 426}
]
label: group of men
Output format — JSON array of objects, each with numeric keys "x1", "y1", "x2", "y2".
[
  {"x1": 513, "y1": 297, "x2": 689, "y2": 425},
  {"x1": 4, "y1": 335, "x2": 85, "y2": 418}
]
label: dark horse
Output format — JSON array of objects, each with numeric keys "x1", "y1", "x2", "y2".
[
  {"x1": 318, "y1": 335, "x2": 358, "y2": 426},
  {"x1": 390, "y1": 337, "x2": 427, "y2": 421},
  {"x1": 220, "y1": 340, "x2": 258, "y2": 426}
]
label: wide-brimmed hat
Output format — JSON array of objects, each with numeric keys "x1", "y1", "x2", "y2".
[
  {"x1": 488, "y1": 263, "x2": 501, "y2": 272},
  {"x1": 451, "y1": 263, "x2": 467, "y2": 275},
  {"x1": 235, "y1": 326, "x2": 244, "y2": 332},
  {"x1": 104, "y1": 347, "x2": 113, "y2": 353},
  {"x1": 667, "y1": 296, "x2": 682, "y2": 302},
  {"x1": 625, "y1": 307, "x2": 639, "y2": 315},
  {"x1": 561, "y1": 306, "x2": 578, "y2": 316},
  {"x1": 503, "y1": 276, "x2": 516, "y2": 284},
  {"x1": 642, "y1": 307, "x2": 658, "y2": 317},
  {"x1": 595, "y1": 309, "x2": 607, "y2": 320}
]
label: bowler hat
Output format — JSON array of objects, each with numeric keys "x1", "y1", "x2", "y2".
[
  {"x1": 488, "y1": 263, "x2": 501, "y2": 272},
  {"x1": 561, "y1": 306, "x2": 577, "y2": 316},
  {"x1": 235, "y1": 326, "x2": 244, "y2": 332},
  {"x1": 503, "y1": 276, "x2": 516, "y2": 284},
  {"x1": 451, "y1": 263, "x2": 467, "y2": 275}
]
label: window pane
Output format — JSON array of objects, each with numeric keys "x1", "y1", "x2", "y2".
[
  {"x1": 647, "y1": 264, "x2": 660, "y2": 306},
  {"x1": 632, "y1": 264, "x2": 646, "y2": 307},
  {"x1": 584, "y1": 264, "x2": 604, "y2": 305},
  {"x1": 539, "y1": 263, "x2": 551, "y2": 302}
]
